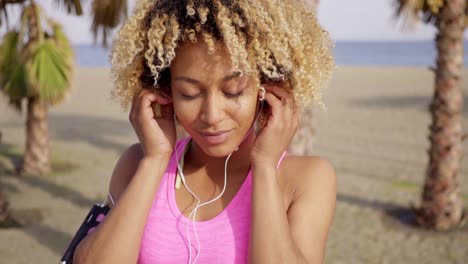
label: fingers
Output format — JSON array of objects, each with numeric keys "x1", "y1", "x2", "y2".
[
  {"x1": 264, "y1": 86, "x2": 296, "y2": 112},
  {"x1": 130, "y1": 87, "x2": 173, "y2": 123},
  {"x1": 263, "y1": 85, "x2": 299, "y2": 130},
  {"x1": 264, "y1": 92, "x2": 281, "y2": 119},
  {"x1": 159, "y1": 96, "x2": 175, "y2": 118}
]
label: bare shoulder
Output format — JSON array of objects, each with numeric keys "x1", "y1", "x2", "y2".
[
  {"x1": 279, "y1": 155, "x2": 337, "y2": 263},
  {"x1": 278, "y1": 155, "x2": 337, "y2": 206},
  {"x1": 105, "y1": 143, "x2": 144, "y2": 208}
]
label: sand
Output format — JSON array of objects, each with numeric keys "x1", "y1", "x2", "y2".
[{"x1": 0, "y1": 66, "x2": 467, "y2": 263}]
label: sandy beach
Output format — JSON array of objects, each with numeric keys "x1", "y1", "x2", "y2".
[{"x1": 0, "y1": 66, "x2": 467, "y2": 263}]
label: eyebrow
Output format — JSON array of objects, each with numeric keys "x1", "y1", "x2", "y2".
[{"x1": 174, "y1": 71, "x2": 242, "y2": 85}]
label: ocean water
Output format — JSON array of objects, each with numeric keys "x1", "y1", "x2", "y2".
[{"x1": 73, "y1": 41, "x2": 468, "y2": 67}]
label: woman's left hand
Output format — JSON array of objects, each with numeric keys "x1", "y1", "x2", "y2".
[{"x1": 251, "y1": 84, "x2": 299, "y2": 167}]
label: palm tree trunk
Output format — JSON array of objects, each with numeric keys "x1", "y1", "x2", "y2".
[
  {"x1": 20, "y1": 96, "x2": 51, "y2": 176},
  {"x1": 0, "y1": 188, "x2": 9, "y2": 224},
  {"x1": 413, "y1": 0, "x2": 466, "y2": 230},
  {"x1": 19, "y1": 2, "x2": 51, "y2": 176},
  {"x1": 0, "y1": 131, "x2": 10, "y2": 224}
]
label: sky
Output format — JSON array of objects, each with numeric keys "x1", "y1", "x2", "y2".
[{"x1": 2, "y1": 0, "x2": 467, "y2": 44}]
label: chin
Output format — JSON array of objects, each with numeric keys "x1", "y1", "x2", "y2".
[{"x1": 191, "y1": 134, "x2": 241, "y2": 157}]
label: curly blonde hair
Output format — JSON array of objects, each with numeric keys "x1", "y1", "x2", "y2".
[{"x1": 110, "y1": 0, "x2": 335, "y2": 112}]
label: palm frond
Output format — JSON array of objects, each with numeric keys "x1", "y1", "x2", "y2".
[
  {"x1": 91, "y1": 0, "x2": 127, "y2": 47},
  {"x1": 1, "y1": 12, "x2": 73, "y2": 106},
  {"x1": 53, "y1": 0, "x2": 83, "y2": 16},
  {"x1": 395, "y1": 0, "x2": 468, "y2": 26},
  {"x1": 26, "y1": 37, "x2": 73, "y2": 105},
  {"x1": 0, "y1": 30, "x2": 29, "y2": 110},
  {"x1": 50, "y1": 22, "x2": 74, "y2": 62},
  {"x1": 0, "y1": 31, "x2": 20, "y2": 72},
  {"x1": 1, "y1": 1, "x2": 76, "y2": 111}
]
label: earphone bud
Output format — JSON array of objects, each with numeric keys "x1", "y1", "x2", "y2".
[{"x1": 258, "y1": 85, "x2": 266, "y2": 101}]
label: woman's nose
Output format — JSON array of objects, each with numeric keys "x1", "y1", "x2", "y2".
[{"x1": 199, "y1": 93, "x2": 225, "y2": 126}]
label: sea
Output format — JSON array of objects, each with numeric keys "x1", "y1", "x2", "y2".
[{"x1": 74, "y1": 41, "x2": 468, "y2": 67}]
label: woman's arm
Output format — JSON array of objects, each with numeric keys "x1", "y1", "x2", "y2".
[
  {"x1": 249, "y1": 157, "x2": 337, "y2": 264},
  {"x1": 73, "y1": 143, "x2": 171, "y2": 264}
]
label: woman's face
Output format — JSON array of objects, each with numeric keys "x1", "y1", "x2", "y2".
[{"x1": 169, "y1": 41, "x2": 259, "y2": 157}]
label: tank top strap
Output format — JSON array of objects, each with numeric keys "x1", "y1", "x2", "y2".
[{"x1": 174, "y1": 136, "x2": 191, "y2": 153}]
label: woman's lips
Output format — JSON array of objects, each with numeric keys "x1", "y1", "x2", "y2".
[{"x1": 200, "y1": 130, "x2": 232, "y2": 144}]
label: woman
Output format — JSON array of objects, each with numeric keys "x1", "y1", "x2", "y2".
[{"x1": 74, "y1": 0, "x2": 336, "y2": 263}]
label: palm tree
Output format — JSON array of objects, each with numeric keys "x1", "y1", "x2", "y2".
[
  {"x1": 0, "y1": 0, "x2": 126, "y2": 227},
  {"x1": 0, "y1": 0, "x2": 127, "y2": 176},
  {"x1": 0, "y1": 131, "x2": 8, "y2": 225},
  {"x1": 395, "y1": 0, "x2": 467, "y2": 230},
  {"x1": 0, "y1": 3, "x2": 74, "y2": 176}
]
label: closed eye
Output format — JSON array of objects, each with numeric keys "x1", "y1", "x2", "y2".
[
  {"x1": 224, "y1": 90, "x2": 244, "y2": 98},
  {"x1": 179, "y1": 92, "x2": 201, "y2": 100},
  {"x1": 179, "y1": 89, "x2": 245, "y2": 100}
]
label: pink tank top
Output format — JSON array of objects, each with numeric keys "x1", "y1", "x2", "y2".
[{"x1": 135, "y1": 137, "x2": 287, "y2": 263}]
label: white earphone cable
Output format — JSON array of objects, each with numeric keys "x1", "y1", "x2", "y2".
[{"x1": 174, "y1": 94, "x2": 264, "y2": 264}]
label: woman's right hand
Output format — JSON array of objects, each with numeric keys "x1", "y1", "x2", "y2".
[{"x1": 129, "y1": 87, "x2": 176, "y2": 159}]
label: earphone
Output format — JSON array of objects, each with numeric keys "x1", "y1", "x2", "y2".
[
  {"x1": 258, "y1": 85, "x2": 266, "y2": 102},
  {"x1": 174, "y1": 85, "x2": 265, "y2": 264}
]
